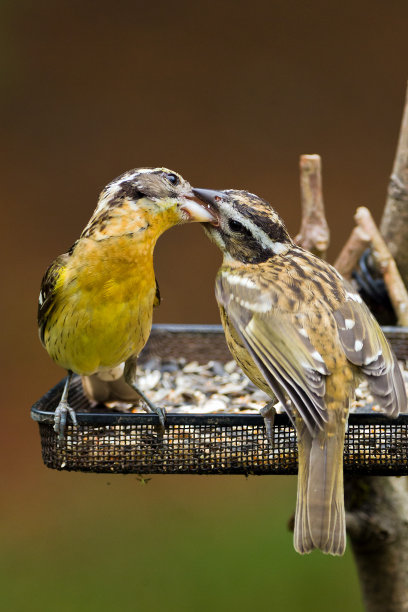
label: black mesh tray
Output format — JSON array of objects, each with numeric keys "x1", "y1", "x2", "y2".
[{"x1": 31, "y1": 324, "x2": 408, "y2": 476}]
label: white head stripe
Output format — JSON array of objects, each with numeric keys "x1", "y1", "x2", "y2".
[
  {"x1": 270, "y1": 242, "x2": 289, "y2": 254},
  {"x1": 219, "y1": 199, "x2": 289, "y2": 253},
  {"x1": 94, "y1": 168, "x2": 171, "y2": 215},
  {"x1": 95, "y1": 183, "x2": 122, "y2": 214}
]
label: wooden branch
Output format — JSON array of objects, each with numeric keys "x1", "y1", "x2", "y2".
[
  {"x1": 294, "y1": 154, "x2": 330, "y2": 258},
  {"x1": 354, "y1": 206, "x2": 408, "y2": 325},
  {"x1": 343, "y1": 92, "x2": 408, "y2": 612},
  {"x1": 293, "y1": 95, "x2": 408, "y2": 610},
  {"x1": 380, "y1": 82, "x2": 408, "y2": 286},
  {"x1": 333, "y1": 226, "x2": 370, "y2": 280},
  {"x1": 345, "y1": 476, "x2": 408, "y2": 612}
]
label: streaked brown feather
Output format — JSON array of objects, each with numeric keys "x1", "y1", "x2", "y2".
[
  {"x1": 216, "y1": 246, "x2": 405, "y2": 555},
  {"x1": 198, "y1": 187, "x2": 406, "y2": 555},
  {"x1": 333, "y1": 293, "x2": 405, "y2": 417}
]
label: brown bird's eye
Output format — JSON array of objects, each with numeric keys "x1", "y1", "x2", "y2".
[
  {"x1": 166, "y1": 173, "x2": 179, "y2": 186},
  {"x1": 228, "y1": 219, "x2": 246, "y2": 233}
]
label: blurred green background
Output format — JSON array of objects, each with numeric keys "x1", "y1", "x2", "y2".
[{"x1": 2, "y1": 0, "x2": 408, "y2": 609}]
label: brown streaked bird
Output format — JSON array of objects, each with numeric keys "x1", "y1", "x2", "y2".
[
  {"x1": 193, "y1": 187, "x2": 406, "y2": 555},
  {"x1": 38, "y1": 168, "x2": 214, "y2": 439}
]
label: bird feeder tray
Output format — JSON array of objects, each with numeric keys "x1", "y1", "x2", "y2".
[{"x1": 31, "y1": 324, "x2": 408, "y2": 476}]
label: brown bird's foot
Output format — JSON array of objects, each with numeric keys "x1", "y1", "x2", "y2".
[
  {"x1": 54, "y1": 400, "x2": 78, "y2": 440},
  {"x1": 260, "y1": 402, "x2": 276, "y2": 447}
]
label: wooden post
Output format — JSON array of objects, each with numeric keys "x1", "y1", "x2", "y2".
[
  {"x1": 380, "y1": 83, "x2": 408, "y2": 285},
  {"x1": 345, "y1": 477, "x2": 408, "y2": 612},
  {"x1": 296, "y1": 109, "x2": 408, "y2": 608},
  {"x1": 344, "y1": 87, "x2": 408, "y2": 612}
]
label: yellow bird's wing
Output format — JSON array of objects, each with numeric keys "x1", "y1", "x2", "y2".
[{"x1": 38, "y1": 253, "x2": 70, "y2": 346}]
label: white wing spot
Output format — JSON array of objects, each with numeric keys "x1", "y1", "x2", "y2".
[
  {"x1": 354, "y1": 340, "x2": 363, "y2": 352},
  {"x1": 346, "y1": 291, "x2": 362, "y2": 304},
  {"x1": 238, "y1": 298, "x2": 270, "y2": 313},
  {"x1": 222, "y1": 273, "x2": 257, "y2": 289},
  {"x1": 311, "y1": 350, "x2": 325, "y2": 363},
  {"x1": 345, "y1": 318, "x2": 355, "y2": 329},
  {"x1": 364, "y1": 349, "x2": 382, "y2": 365},
  {"x1": 298, "y1": 328, "x2": 309, "y2": 338}
]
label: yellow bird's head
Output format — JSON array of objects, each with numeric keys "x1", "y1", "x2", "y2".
[
  {"x1": 82, "y1": 167, "x2": 214, "y2": 240},
  {"x1": 192, "y1": 188, "x2": 293, "y2": 264}
]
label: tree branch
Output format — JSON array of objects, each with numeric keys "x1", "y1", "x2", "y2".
[
  {"x1": 380, "y1": 82, "x2": 408, "y2": 286},
  {"x1": 345, "y1": 477, "x2": 408, "y2": 612},
  {"x1": 354, "y1": 206, "x2": 408, "y2": 325},
  {"x1": 294, "y1": 154, "x2": 330, "y2": 258},
  {"x1": 333, "y1": 226, "x2": 370, "y2": 280}
]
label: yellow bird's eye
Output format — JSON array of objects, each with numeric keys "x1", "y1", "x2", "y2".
[{"x1": 166, "y1": 173, "x2": 179, "y2": 186}]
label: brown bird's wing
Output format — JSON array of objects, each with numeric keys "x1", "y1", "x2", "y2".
[
  {"x1": 216, "y1": 269, "x2": 331, "y2": 435},
  {"x1": 333, "y1": 295, "x2": 405, "y2": 417},
  {"x1": 217, "y1": 268, "x2": 406, "y2": 430},
  {"x1": 38, "y1": 254, "x2": 69, "y2": 346}
]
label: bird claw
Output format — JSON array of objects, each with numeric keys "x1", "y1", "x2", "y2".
[
  {"x1": 155, "y1": 405, "x2": 166, "y2": 434},
  {"x1": 140, "y1": 399, "x2": 166, "y2": 435},
  {"x1": 53, "y1": 400, "x2": 78, "y2": 440},
  {"x1": 260, "y1": 403, "x2": 276, "y2": 447},
  {"x1": 123, "y1": 363, "x2": 166, "y2": 434},
  {"x1": 147, "y1": 404, "x2": 166, "y2": 435}
]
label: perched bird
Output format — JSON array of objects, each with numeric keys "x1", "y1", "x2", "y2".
[
  {"x1": 38, "y1": 167, "x2": 214, "y2": 438},
  {"x1": 193, "y1": 187, "x2": 406, "y2": 555}
]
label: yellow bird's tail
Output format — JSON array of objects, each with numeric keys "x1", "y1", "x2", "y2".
[{"x1": 294, "y1": 418, "x2": 346, "y2": 555}]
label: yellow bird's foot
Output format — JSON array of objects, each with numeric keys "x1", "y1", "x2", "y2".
[
  {"x1": 140, "y1": 397, "x2": 166, "y2": 434},
  {"x1": 260, "y1": 402, "x2": 276, "y2": 447},
  {"x1": 54, "y1": 400, "x2": 78, "y2": 440},
  {"x1": 124, "y1": 358, "x2": 166, "y2": 434}
]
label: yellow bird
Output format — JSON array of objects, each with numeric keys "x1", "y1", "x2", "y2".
[
  {"x1": 193, "y1": 186, "x2": 406, "y2": 555},
  {"x1": 38, "y1": 168, "x2": 214, "y2": 438}
]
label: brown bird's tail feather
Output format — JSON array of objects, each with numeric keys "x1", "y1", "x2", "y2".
[{"x1": 294, "y1": 421, "x2": 346, "y2": 556}]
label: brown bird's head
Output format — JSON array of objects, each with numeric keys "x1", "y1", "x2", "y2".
[{"x1": 192, "y1": 188, "x2": 293, "y2": 264}]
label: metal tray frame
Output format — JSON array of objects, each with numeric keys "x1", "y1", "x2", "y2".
[{"x1": 31, "y1": 324, "x2": 408, "y2": 476}]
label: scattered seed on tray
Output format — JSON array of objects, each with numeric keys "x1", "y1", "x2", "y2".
[
  {"x1": 103, "y1": 358, "x2": 408, "y2": 415},
  {"x1": 58, "y1": 360, "x2": 408, "y2": 471}
]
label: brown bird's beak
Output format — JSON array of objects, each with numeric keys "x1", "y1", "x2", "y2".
[
  {"x1": 192, "y1": 188, "x2": 224, "y2": 225},
  {"x1": 179, "y1": 193, "x2": 216, "y2": 222}
]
